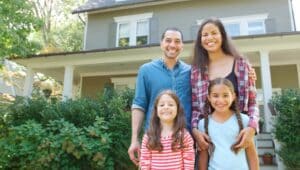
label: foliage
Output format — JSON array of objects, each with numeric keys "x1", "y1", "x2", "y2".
[
  {"x1": 0, "y1": 0, "x2": 42, "y2": 60},
  {"x1": 0, "y1": 88, "x2": 135, "y2": 169},
  {"x1": 30, "y1": 0, "x2": 84, "y2": 52},
  {"x1": 271, "y1": 89, "x2": 300, "y2": 169}
]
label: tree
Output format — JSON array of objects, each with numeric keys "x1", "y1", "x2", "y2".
[
  {"x1": 0, "y1": 0, "x2": 42, "y2": 61},
  {"x1": 30, "y1": 0, "x2": 85, "y2": 52}
]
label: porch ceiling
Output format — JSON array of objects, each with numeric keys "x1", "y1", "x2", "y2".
[{"x1": 13, "y1": 33, "x2": 300, "y2": 82}]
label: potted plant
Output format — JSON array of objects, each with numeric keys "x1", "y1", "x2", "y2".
[{"x1": 262, "y1": 152, "x2": 273, "y2": 165}]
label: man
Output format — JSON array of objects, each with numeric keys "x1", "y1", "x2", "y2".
[{"x1": 128, "y1": 28, "x2": 192, "y2": 166}]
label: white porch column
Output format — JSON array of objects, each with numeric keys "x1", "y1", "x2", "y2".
[
  {"x1": 23, "y1": 68, "x2": 34, "y2": 97},
  {"x1": 259, "y1": 50, "x2": 273, "y2": 132},
  {"x1": 62, "y1": 65, "x2": 74, "y2": 101},
  {"x1": 297, "y1": 64, "x2": 300, "y2": 88}
]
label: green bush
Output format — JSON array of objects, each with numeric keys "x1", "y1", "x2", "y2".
[
  {"x1": 0, "y1": 88, "x2": 135, "y2": 169},
  {"x1": 271, "y1": 89, "x2": 300, "y2": 169}
]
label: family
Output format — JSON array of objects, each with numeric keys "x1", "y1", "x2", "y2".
[{"x1": 128, "y1": 17, "x2": 260, "y2": 170}]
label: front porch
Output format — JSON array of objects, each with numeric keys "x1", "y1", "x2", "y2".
[{"x1": 13, "y1": 32, "x2": 300, "y2": 133}]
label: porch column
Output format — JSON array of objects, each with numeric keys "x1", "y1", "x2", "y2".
[
  {"x1": 62, "y1": 65, "x2": 74, "y2": 101},
  {"x1": 297, "y1": 64, "x2": 300, "y2": 88},
  {"x1": 23, "y1": 68, "x2": 34, "y2": 97},
  {"x1": 259, "y1": 50, "x2": 273, "y2": 132}
]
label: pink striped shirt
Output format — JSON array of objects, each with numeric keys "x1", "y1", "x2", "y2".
[{"x1": 140, "y1": 130, "x2": 195, "y2": 170}]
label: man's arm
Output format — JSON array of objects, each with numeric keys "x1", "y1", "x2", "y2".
[{"x1": 128, "y1": 108, "x2": 145, "y2": 166}]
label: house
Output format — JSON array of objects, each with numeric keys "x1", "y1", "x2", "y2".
[{"x1": 12, "y1": 0, "x2": 300, "y2": 167}]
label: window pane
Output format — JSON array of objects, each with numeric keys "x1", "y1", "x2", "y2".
[
  {"x1": 248, "y1": 21, "x2": 265, "y2": 35},
  {"x1": 119, "y1": 37, "x2": 129, "y2": 47},
  {"x1": 137, "y1": 20, "x2": 148, "y2": 36},
  {"x1": 136, "y1": 36, "x2": 148, "y2": 46},
  {"x1": 224, "y1": 23, "x2": 240, "y2": 36},
  {"x1": 119, "y1": 23, "x2": 130, "y2": 38}
]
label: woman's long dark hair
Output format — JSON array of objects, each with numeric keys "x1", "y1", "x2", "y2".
[
  {"x1": 146, "y1": 90, "x2": 186, "y2": 152},
  {"x1": 192, "y1": 17, "x2": 241, "y2": 75}
]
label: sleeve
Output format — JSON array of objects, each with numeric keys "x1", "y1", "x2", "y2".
[
  {"x1": 198, "y1": 118, "x2": 205, "y2": 133},
  {"x1": 191, "y1": 67, "x2": 201, "y2": 128},
  {"x1": 140, "y1": 134, "x2": 151, "y2": 170},
  {"x1": 245, "y1": 61, "x2": 260, "y2": 132},
  {"x1": 182, "y1": 131, "x2": 195, "y2": 170},
  {"x1": 132, "y1": 65, "x2": 148, "y2": 112}
]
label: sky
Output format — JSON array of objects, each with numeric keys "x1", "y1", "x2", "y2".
[{"x1": 293, "y1": 0, "x2": 300, "y2": 30}]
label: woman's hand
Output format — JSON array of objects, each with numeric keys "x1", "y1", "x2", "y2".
[
  {"x1": 234, "y1": 127, "x2": 255, "y2": 149},
  {"x1": 249, "y1": 67, "x2": 257, "y2": 81},
  {"x1": 192, "y1": 128, "x2": 210, "y2": 151}
]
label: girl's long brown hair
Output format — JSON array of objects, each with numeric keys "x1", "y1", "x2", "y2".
[
  {"x1": 146, "y1": 90, "x2": 186, "y2": 152},
  {"x1": 204, "y1": 78, "x2": 243, "y2": 152}
]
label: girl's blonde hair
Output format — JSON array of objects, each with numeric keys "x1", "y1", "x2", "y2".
[{"x1": 146, "y1": 90, "x2": 186, "y2": 152}]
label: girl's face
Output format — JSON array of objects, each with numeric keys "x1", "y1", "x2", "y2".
[
  {"x1": 201, "y1": 23, "x2": 223, "y2": 53},
  {"x1": 208, "y1": 84, "x2": 235, "y2": 113},
  {"x1": 157, "y1": 94, "x2": 178, "y2": 124}
]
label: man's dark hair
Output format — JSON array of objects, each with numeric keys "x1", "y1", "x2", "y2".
[{"x1": 161, "y1": 27, "x2": 183, "y2": 41}]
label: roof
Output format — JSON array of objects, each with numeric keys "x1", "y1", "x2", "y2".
[{"x1": 72, "y1": 0, "x2": 189, "y2": 14}]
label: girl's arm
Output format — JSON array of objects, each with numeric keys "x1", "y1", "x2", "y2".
[
  {"x1": 182, "y1": 131, "x2": 195, "y2": 170},
  {"x1": 245, "y1": 140, "x2": 259, "y2": 170},
  {"x1": 140, "y1": 134, "x2": 151, "y2": 169},
  {"x1": 198, "y1": 150, "x2": 208, "y2": 170}
]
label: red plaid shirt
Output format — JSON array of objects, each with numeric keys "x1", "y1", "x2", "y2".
[{"x1": 191, "y1": 57, "x2": 259, "y2": 132}]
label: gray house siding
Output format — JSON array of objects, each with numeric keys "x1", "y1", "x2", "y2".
[{"x1": 84, "y1": 0, "x2": 292, "y2": 50}]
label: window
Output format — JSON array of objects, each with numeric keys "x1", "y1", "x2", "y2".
[
  {"x1": 114, "y1": 13, "x2": 153, "y2": 47},
  {"x1": 197, "y1": 14, "x2": 268, "y2": 37}
]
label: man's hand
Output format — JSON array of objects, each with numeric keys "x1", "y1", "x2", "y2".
[
  {"x1": 192, "y1": 128, "x2": 210, "y2": 151},
  {"x1": 234, "y1": 127, "x2": 255, "y2": 149},
  {"x1": 128, "y1": 140, "x2": 140, "y2": 166}
]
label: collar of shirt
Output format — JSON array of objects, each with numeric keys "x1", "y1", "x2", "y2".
[{"x1": 159, "y1": 58, "x2": 180, "y2": 70}]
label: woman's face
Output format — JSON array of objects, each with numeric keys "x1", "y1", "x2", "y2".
[{"x1": 201, "y1": 23, "x2": 223, "y2": 53}]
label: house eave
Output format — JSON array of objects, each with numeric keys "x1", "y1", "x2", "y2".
[
  {"x1": 11, "y1": 31, "x2": 300, "y2": 60},
  {"x1": 72, "y1": 0, "x2": 191, "y2": 14}
]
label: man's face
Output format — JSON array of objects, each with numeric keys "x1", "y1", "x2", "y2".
[{"x1": 160, "y1": 30, "x2": 183, "y2": 60}]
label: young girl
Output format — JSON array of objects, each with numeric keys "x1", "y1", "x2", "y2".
[
  {"x1": 140, "y1": 90, "x2": 195, "y2": 170},
  {"x1": 198, "y1": 78, "x2": 259, "y2": 170}
]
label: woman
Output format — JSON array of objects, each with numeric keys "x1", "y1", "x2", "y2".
[{"x1": 191, "y1": 17, "x2": 259, "y2": 153}]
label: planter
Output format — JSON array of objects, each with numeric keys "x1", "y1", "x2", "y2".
[{"x1": 262, "y1": 154, "x2": 273, "y2": 165}]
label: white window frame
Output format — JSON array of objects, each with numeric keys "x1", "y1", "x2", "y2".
[
  {"x1": 197, "y1": 14, "x2": 268, "y2": 36},
  {"x1": 114, "y1": 13, "x2": 153, "y2": 47}
]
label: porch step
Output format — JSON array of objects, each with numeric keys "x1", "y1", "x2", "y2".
[
  {"x1": 256, "y1": 133, "x2": 277, "y2": 167},
  {"x1": 260, "y1": 165, "x2": 278, "y2": 170}
]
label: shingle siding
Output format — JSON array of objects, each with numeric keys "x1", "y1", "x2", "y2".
[{"x1": 83, "y1": 0, "x2": 292, "y2": 50}]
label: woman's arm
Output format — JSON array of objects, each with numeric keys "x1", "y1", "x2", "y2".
[
  {"x1": 245, "y1": 140, "x2": 259, "y2": 170},
  {"x1": 191, "y1": 68, "x2": 210, "y2": 150}
]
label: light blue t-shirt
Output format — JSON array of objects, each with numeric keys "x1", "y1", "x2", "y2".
[
  {"x1": 198, "y1": 113, "x2": 250, "y2": 170},
  {"x1": 132, "y1": 59, "x2": 191, "y2": 130}
]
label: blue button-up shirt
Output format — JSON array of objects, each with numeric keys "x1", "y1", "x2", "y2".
[{"x1": 132, "y1": 59, "x2": 192, "y2": 131}]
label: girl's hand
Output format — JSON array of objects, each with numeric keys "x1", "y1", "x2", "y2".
[
  {"x1": 234, "y1": 127, "x2": 255, "y2": 149},
  {"x1": 192, "y1": 128, "x2": 210, "y2": 151}
]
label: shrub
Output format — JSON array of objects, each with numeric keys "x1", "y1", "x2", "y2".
[
  {"x1": 0, "y1": 88, "x2": 135, "y2": 169},
  {"x1": 271, "y1": 89, "x2": 300, "y2": 169}
]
